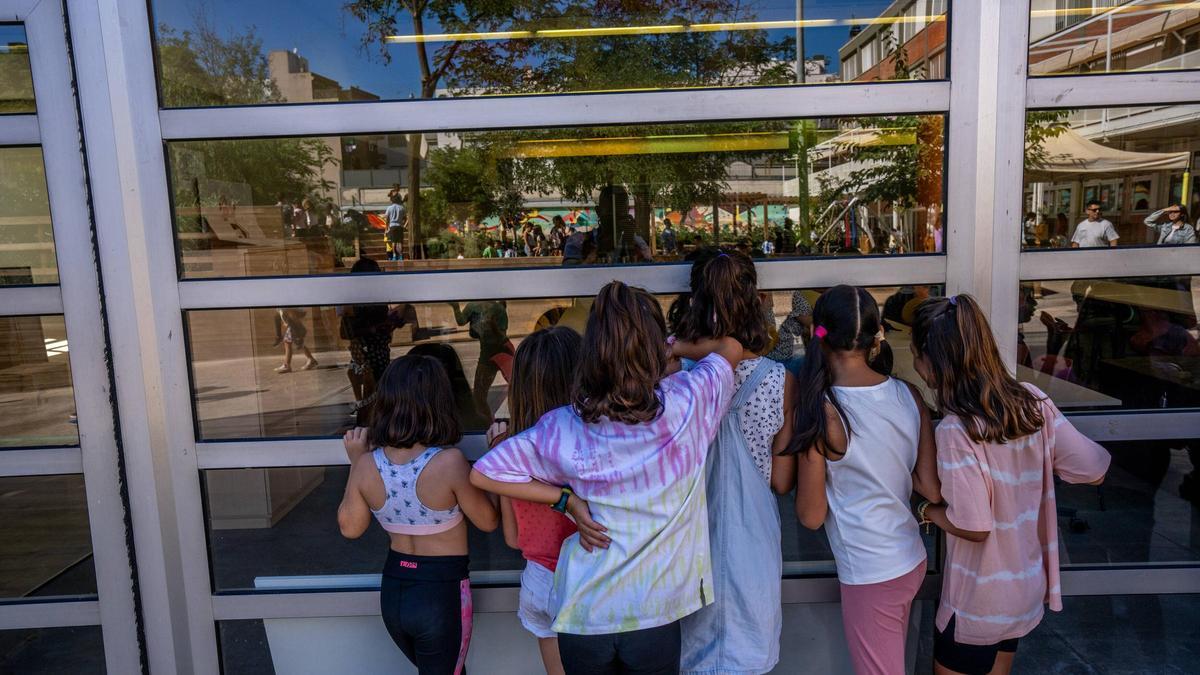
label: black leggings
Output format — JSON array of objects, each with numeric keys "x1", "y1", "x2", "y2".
[
  {"x1": 558, "y1": 621, "x2": 681, "y2": 675},
  {"x1": 379, "y1": 552, "x2": 472, "y2": 675}
]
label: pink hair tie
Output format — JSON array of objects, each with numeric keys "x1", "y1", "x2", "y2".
[{"x1": 814, "y1": 325, "x2": 828, "y2": 339}]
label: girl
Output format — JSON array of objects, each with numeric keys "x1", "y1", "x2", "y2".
[
  {"x1": 470, "y1": 281, "x2": 743, "y2": 675},
  {"x1": 489, "y1": 326, "x2": 583, "y2": 675},
  {"x1": 910, "y1": 295, "x2": 1110, "y2": 675},
  {"x1": 673, "y1": 250, "x2": 796, "y2": 675},
  {"x1": 338, "y1": 354, "x2": 499, "y2": 674},
  {"x1": 787, "y1": 285, "x2": 941, "y2": 675}
]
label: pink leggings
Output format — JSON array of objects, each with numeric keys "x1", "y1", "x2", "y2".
[{"x1": 839, "y1": 560, "x2": 926, "y2": 675}]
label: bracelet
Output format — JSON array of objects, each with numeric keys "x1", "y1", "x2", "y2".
[
  {"x1": 916, "y1": 500, "x2": 933, "y2": 533},
  {"x1": 551, "y1": 487, "x2": 573, "y2": 513}
]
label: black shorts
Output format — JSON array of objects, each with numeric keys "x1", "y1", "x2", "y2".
[
  {"x1": 380, "y1": 552, "x2": 472, "y2": 674},
  {"x1": 934, "y1": 614, "x2": 1019, "y2": 675}
]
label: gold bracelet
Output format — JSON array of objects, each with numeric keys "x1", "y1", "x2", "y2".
[{"x1": 917, "y1": 500, "x2": 933, "y2": 533}]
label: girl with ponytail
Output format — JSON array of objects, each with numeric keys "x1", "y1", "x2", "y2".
[
  {"x1": 910, "y1": 294, "x2": 1109, "y2": 675},
  {"x1": 787, "y1": 285, "x2": 941, "y2": 675},
  {"x1": 472, "y1": 280, "x2": 744, "y2": 675},
  {"x1": 673, "y1": 248, "x2": 795, "y2": 675}
]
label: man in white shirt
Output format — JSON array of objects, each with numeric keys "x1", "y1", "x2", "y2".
[{"x1": 1071, "y1": 201, "x2": 1119, "y2": 248}]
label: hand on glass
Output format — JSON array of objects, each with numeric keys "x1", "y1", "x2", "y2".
[
  {"x1": 566, "y1": 494, "x2": 610, "y2": 552},
  {"x1": 343, "y1": 426, "x2": 371, "y2": 463}
]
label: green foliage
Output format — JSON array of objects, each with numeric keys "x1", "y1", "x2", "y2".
[
  {"x1": 1024, "y1": 110, "x2": 1073, "y2": 171},
  {"x1": 157, "y1": 20, "x2": 278, "y2": 107}
]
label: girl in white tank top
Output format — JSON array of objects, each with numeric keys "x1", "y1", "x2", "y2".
[{"x1": 785, "y1": 285, "x2": 941, "y2": 675}]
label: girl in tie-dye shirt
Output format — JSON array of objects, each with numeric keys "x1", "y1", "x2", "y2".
[
  {"x1": 910, "y1": 295, "x2": 1110, "y2": 675},
  {"x1": 471, "y1": 281, "x2": 743, "y2": 675}
]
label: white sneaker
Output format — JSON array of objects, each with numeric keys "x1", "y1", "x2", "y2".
[
  {"x1": 302, "y1": 359, "x2": 318, "y2": 371},
  {"x1": 275, "y1": 364, "x2": 292, "y2": 373}
]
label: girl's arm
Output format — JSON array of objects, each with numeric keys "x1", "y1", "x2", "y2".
[
  {"x1": 449, "y1": 302, "x2": 469, "y2": 326},
  {"x1": 470, "y1": 471, "x2": 611, "y2": 551},
  {"x1": 337, "y1": 456, "x2": 374, "y2": 539},
  {"x1": 499, "y1": 496, "x2": 519, "y2": 549},
  {"x1": 794, "y1": 447, "x2": 827, "y2": 530},
  {"x1": 923, "y1": 503, "x2": 989, "y2": 542},
  {"x1": 906, "y1": 383, "x2": 942, "y2": 503},
  {"x1": 770, "y1": 372, "x2": 798, "y2": 495},
  {"x1": 444, "y1": 449, "x2": 499, "y2": 533},
  {"x1": 671, "y1": 336, "x2": 743, "y2": 369}
]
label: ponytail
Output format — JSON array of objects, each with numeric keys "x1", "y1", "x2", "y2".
[
  {"x1": 675, "y1": 248, "x2": 769, "y2": 353},
  {"x1": 912, "y1": 294, "x2": 1044, "y2": 443},
  {"x1": 785, "y1": 285, "x2": 883, "y2": 458}
]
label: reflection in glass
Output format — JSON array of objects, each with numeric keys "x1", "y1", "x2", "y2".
[
  {"x1": 0, "y1": 315, "x2": 77, "y2": 447},
  {"x1": 185, "y1": 287, "x2": 944, "y2": 441},
  {"x1": 0, "y1": 25, "x2": 34, "y2": 114},
  {"x1": 152, "y1": 1, "x2": 949, "y2": 108},
  {"x1": 1022, "y1": 105, "x2": 1199, "y2": 250},
  {"x1": 168, "y1": 115, "x2": 946, "y2": 278},
  {"x1": 0, "y1": 147, "x2": 57, "y2": 285},
  {"x1": 0, "y1": 475, "x2": 96, "y2": 600},
  {"x1": 0, "y1": 626, "x2": 105, "y2": 673},
  {"x1": 1029, "y1": 1, "x2": 1200, "y2": 77}
]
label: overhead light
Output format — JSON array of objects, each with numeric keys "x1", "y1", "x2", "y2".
[{"x1": 384, "y1": 14, "x2": 946, "y2": 45}]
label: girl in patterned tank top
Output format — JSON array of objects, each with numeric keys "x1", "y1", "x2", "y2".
[
  {"x1": 910, "y1": 295, "x2": 1109, "y2": 675},
  {"x1": 672, "y1": 248, "x2": 797, "y2": 675},
  {"x1": 338, "y1": 354, "x2": 499, "y2": 674}
]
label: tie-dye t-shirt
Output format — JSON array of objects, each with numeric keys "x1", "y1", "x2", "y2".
[{"x1": 473, "y1": 354, "x2": 735, "y2": 635}]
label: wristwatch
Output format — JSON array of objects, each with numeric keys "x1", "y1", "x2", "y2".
[{"x1": 551, "y1": 487, "x2": 573, "y2": 513}]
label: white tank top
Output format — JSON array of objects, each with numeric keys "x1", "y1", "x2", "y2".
[{"x1": 823, "y1": 377, "x2": 926, "y2": 585}]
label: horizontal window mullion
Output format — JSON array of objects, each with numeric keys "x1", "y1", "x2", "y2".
[
  {"x1": 177, "y1": 256, "x2": 945, "y2": 310},
  {"x1": 1060, "y1": 567, "x2": 1200, "y2": 596},
  {"x1": 1026, "y1": 72, "x2": 1200, "y2": 110},
  {"x1": 158, "y1": 80, "x2": 951, "y2": 140},
  {"x1": 0, "y1": 114, "x2": 39, "y2": 145},
  {"x1": 0, "y1": 600, "x2": 100, "y2": 630},
  {"x1": 1019, "y1": 247, "x2": 1200, "y2": 282},
  {"x1": 1064, "y1": 411, "x2": 1200, "y2": 443},
  {"x1": 0, "y1": 447, "x2": 83, "y2": 476},
  {"x1": 0, "y1": 285, "x2": 63, "y2": 316}
]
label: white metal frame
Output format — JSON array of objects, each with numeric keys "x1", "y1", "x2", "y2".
[
  {"x1": 0, "y1": 0, "x2": 140, "y2": 672},
  {"x1": 0, "y1": 0, "x2": 1184, "y2": 671}
]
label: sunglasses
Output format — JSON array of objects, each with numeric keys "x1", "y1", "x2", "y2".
[{"x1": 1086, "y1": 208, "x2": 1100, "y2": 212}]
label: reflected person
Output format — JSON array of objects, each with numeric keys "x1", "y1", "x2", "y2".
[
  {"x1": 449, "y1": 300, "x2": 513, "y2": 420},
  {"x1": 1144, "y1": 203, "x2": 1196, "y2": 245},
  {"x1": 1071, "y1": 200, "x2": 1120, "y2": 248}
]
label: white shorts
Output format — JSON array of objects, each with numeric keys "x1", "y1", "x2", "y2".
[{"x1": 517, "y1": 561, "x2": 557, "y2": 639}]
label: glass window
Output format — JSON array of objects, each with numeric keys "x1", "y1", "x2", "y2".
[
  {"x1": 168, "y1": 114, "x2": 946, "y2": 279},
  {"x1": 0, "y1": 147, "x2": 58, "y2": 285},
  {"x1": 151, "y1": 2, "x2": 950, "y2": 109},
  {"x1": 195, "y1": 285, "x2": 940, "y2": 588},
  {"x1": 0, "y1": 25, "x2": 34, "y2": 114},
  {"x1": 1030, "y1": 0, "x2": 1198, "y2": 76},
  {"x1": 1022, "y1": 106, "x2": 1199, "y2": 250},
  {"x1": 0, "y1": 475, "x2": 97, "y2": 600},
  {"x1": 1016, "y1": 276, "x2": 1200, "y2": 412},
  {"x1": 0, "y1": 315, "x2": 77, "y2": 447},
  {"x1": 0, "y1": 626, "x2": 105, "y2": 673}
]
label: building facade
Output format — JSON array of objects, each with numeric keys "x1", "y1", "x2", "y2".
[{"x1": 1, "y1": 1, "x2": 1198, "y2": 673}]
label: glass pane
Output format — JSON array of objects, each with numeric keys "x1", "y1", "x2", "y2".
[
  {"x1": 152, "y1": 1, "x2": 950, "y2": 109},
  {"x1": 0, "y1": 475, "x2": 97, "y2": 600},
  {"x1": 196, "y1": 285, "x2": 941, "y2": 589},
  {"x1": 1016, "y1": 277, "x2": 1199, "y2": 412},
  {"x1": 0, "y1": 315, "x2": 77, "y2": 447},
  {"x1": 1022, "y1": 105, "x2": 1200, "y2": 251},
  {"x1": 0, "y1": 25, "x2": 34, "y2": 114},
  {"x1": 0, "y1": 147, "x2": 58, "y2": 285},
  {"x1": 0, "y1": 626, "x2": 105, "y2": 673},
  {"x1": 1030, "y1": 1, "x2": 1200, "y2": 77},
  {"x1": 1018, "y1": 595, "x2": 1200, "y2": 672},
  {"x1": 168, "y1": 115, "x2": 946, "y2": 278}
]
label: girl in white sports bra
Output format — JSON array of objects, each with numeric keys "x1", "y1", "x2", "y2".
[{"x1": 338, "y1": 353, "x2": 498, "y2": 675}]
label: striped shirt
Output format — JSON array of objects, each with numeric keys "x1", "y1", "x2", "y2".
[{"x1": 935, "y1": 385, "x2": 1110, "y2": 645}]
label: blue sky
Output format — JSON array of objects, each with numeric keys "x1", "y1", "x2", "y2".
[{"x1": 152, "y1": 0, "x2": 896, "y2": 99}]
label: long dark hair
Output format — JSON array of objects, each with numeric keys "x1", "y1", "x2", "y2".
[
  {"x1": 573, "y1": 281, "x2": 667, "y2": 424},
  {"x1": 369, "y1": 354, "x2": 463, "y2": 448},
  {"x1": 785, "y1": 285, "x2": 889, "y2": 458},
  {"x1": 674, "y1": 248, "x2": 769, "y2": 354},
  {"x1": 912, "y1": 294, "x2": 1043, "y2": 443},
  {"x1": 511, "y1": 326, "x2": 582, "y2": 434},
  {"x1": 406, "y1": 343, "x2": 490, "y2": 429}
]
